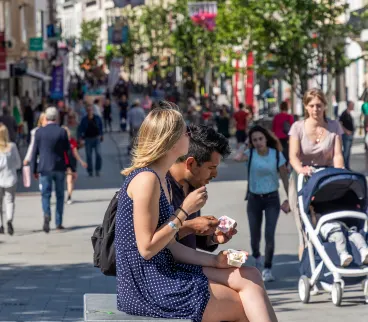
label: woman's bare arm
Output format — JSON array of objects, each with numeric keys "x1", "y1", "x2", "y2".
[
  {"x1": 333, "y1": 135, "x2": 345, "y2": 169},
  {"x1": 130, "y1": 172, "x2": 187, "y2": 260},
  {"x1": 289, "y1": 136, "x2": 303, "y2": 174},
  {"x1": 167, "y1": 241, "x2": 217, "y2": 267},
  {"x1": 279, "y1": 164, "x2": 289, "y2": 197}
]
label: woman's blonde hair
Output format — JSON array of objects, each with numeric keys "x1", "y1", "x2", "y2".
[
  {"x1": 122, "y1": 102, "x2": 185, "y2": 176},
  {"x1": 303, "y1": 88, "x2": 327, "y2": 119},
  {"x1": 0, "y1": 123, "x2": 10, "y2": 152},
  {"x1": 37, "y1": 112, "x2": 46, "y2": 128}
]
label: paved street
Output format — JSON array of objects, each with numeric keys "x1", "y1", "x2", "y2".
[{"x1": 1, "y1": 115, "x2": 368, "y2": 321}]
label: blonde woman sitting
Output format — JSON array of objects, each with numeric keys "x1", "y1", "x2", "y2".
[{"x1": 116, "y1": 103, "x2": 278, "y2": 322}]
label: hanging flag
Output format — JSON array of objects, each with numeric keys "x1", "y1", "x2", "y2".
[
  {"x1": 245, "y1": 52, "x2": 254, "y2": 108},
  {"x1": 113, "y1": 0, "x2": 145, "y2": 8}
]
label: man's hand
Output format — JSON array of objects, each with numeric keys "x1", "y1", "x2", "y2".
[
  {"x1": 212, "y1": 226, "x2": 238, "y2": 244},
  {"x1": 33, "y1": 173, "x2": 39, "y2": 180},
  {"x1": 187, "y1": 216, "x2": 219, "y2": 236}
]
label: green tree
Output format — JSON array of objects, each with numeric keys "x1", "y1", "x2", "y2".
[{"x1": 79, "y1": 19, "x2": 103, "y2": 62}]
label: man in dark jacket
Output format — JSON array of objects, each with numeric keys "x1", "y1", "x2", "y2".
[
  {"x1": 78, "y1": 105, "x2": 103, "y2": 176},
  {"x1": 0, "y1": 107, "x2": 18, "y2": 143},
  {"x1": 32, "y1": 107, "x2": 73, "y2": 232},
  {"x1": 168, "y1": 125, "x2": 235, "y2": 252}
]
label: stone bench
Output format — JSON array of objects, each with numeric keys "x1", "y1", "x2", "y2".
[{"x1": 84, "y1": 294, "x2": 191, "y2": 322}]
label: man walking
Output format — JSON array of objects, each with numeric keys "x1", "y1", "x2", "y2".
[
  {"x1": 31, "y1": 107, "x2": 73, "y2": 232},
  {"x1": 340, "y1": 101, "x2": 355, "y2": 170},
  {"x1": 127, "y1": 99, "x2": 145, "y2": 152},
  {"x1": 168, "y1": 125, "x2": 236, "y2": 251},
  {"x1": 0, "y1": 107, "x2": 18, "y2": 143},
  {"x1": 78, "y1": 105, "x2": 103, "y2": 176},
  {"x1": 233, "y1": 103, "x2": 249, "y2": 149}
]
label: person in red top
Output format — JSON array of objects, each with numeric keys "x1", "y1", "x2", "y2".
[
  {"x1": 272, "y1": 101, "x2": 294, "y2": 164},
  {"x1": 233, "y1": 103, "x2": 249, "y2": 148},
  {"x1": 63, "y1": 126, "x2": 87, "y2": 204}
]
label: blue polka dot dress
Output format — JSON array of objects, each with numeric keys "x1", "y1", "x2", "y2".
[{"x1": 116, "y1": 167, "x2": 210, "y2": 321}]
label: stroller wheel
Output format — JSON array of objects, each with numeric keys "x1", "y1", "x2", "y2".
[
  {"x1": 331, "y1": 283, "x2": 343, "y2": 307},
  {"x1": 363, "y1": 279, "x2": 368, "y2": 304},
  {"x1": 298, "y1": 275, "x2": 311, "y2": 304}
]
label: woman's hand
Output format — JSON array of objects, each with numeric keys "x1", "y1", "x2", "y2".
[
  {"x1": 182, "y1": 186, "x2": 208, "y2": 215},
  {"x1": 214, "y1": 250, "x2": 249, "y2": 269},
  {"x1": 281, "y1": 200, "x2": 290, "y2": 214},
  {"x1": 23, "y1": 160, "x2": 29, "y2": 166},
  {"x1": 299, "y1": 166, "x2": 312, "y2": 177}
]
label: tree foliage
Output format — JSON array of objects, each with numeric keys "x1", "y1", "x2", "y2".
[{"x1": 79, "y1": 19, "x2": 103, "y2": 62}]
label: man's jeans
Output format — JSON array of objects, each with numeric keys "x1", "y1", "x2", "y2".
[
  {"x1": 342, "y1": 133, "x2": 354, "y2": 170},
  {"x1": 85, "y1": 137, "x2": 102, "y2": 174},
  {"x1": 247, "y1": 191, "x2": 280, "y2": 269},
  {"x1": 40, "y1": 171, "x2": 66, "y2": 226}
]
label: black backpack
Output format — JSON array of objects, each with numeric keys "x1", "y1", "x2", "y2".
[{"x1": 91, "y1": 190, "x2": 119, "y2": 276}]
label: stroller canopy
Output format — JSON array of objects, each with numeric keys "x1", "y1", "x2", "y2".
[{"x1": 300, "y1": 168, "x2": 367, "y2": 214}]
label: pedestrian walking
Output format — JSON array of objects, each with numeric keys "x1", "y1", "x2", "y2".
[
  {"x1": 117, "y1": 104, "x2": 277, "y2": 322},
  {"x1": 289, "y1": 88, "x2": 344, "y2": 260},
  {"x1": 63, "y1": 126, "x2": 87, "y2": 204},
  {"x1": 103, "y1": 98, "x2": 112, "y2": 132},
  {"x1": 215, "y1": 106, "x2": 230, "y2": 138},
  {"x1": 31, "y1": 107, "x2": 74, "y2": 232},
  {"x1": 118, "y1": 94, "x2": 128, "y2": 132},
  {"x1": 169, "y1": 124, "x2": 233, "y2": 251},
  {"x1": 0, "y1": 107, "x2": 18, "y2": 143},
  {"x1": 233, "y1": 103, "x2": 249, "y2": 149},
  {"x1": 272, "y1": 101, "x2": 294, "y2": 164},
  {"x1": 0, "y1": 124, "x2": 21, "y2": 235},
  {"x1": 142, "y1": 95, "x2": 152, "y2": 114},
  {"x1": 78, "y1": 105, "x2": 103, "y2": 177},
  {"x1": 127, "y1": 99, "x2": 145, "y2": 152},
  {"x1": 339, "y1": 101, "x2": 355, "y2": 170},
  {"x1": 236, "y1": 125, "x2": 289, "y2": 282},
  {"x1": 23, "y1": 112, "x2": 46, "y2": 166},
  {"x1": 93, "y1": 98, "x2": 103, "y2": 118}
]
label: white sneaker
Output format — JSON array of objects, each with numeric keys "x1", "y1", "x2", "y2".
[
  {"x1": 360, "y1": 248, "x2": 368, "y2": 265},
  {"x1": 66, "y1": 198, "x2": 73, "y2": 205},
  {"x1": 262, "y1": 269, "x2": 275, "y2": 282},
  {"x1": 255, "y1": 257, "x2": 262, "y2": 271},
  {"x1": 340, "y1": 253, "x2": 353, "y2": 267}
]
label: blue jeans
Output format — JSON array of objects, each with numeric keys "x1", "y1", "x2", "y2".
[
  {"x1": 40, "y1": 171, "x2": 65, "y2": 226},
  {"x1": 342, "y1": 134, "x2": 353, "y2": 170},
  {"x1": 247, "y1": 191, "x2": 280, "y2": 269},
  {"x1": 85, "y1": 137, "x2": 102, "y2": 174}
]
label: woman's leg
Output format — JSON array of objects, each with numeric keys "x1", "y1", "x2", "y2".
[
  {"x1": 288, "y1": 171, "x2": 305, "y2": 260},
  {"x1": 202, "y1": 280, "x2": 248, "y2": 322},
  {"x1": 0, "y1": 187, "x2": 4, "y2": 230},
  {"x1": 66, "y1": 172, "x2": 74, "y2": 199},
  {"x1": 263, "y1": 194, "x2": 281, "y2": 270},
  {"x1": 203, "y1": 266, "x2": 278, "y2": 322},
  {"x1": 247, "y1": 194, "x2": 263, "y2": 261}
]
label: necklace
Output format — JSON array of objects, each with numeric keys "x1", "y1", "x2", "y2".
[{"x1": 315, "y1": 127, "x2": 324, "y2": 144}]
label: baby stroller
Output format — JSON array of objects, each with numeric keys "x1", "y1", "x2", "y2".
[{"x1": 297, "y1": 168, "x2": 368, "y2": 306}]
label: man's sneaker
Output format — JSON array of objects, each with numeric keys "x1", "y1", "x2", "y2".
[
  {"x1": 0, "y1": 226, "x2": 4, "y2": 234},
  {"x1": 262, "y1": 269, "x2": 275, "y2": 282},
  {"x1": 7, "y1": 221, "x2": 14, "y2": 236},
  {"x1": 360, "y1": 248, "x2": 368, "y2": 265},
  {"x1": 56, "y1": 225, "x2": 65, "y2": 230},
  {"x1": 88, "y1": 172, "x2": 93, "y2": 177},
  {"x1": 255, "y1": 256, "x2": 263, "y2": 271},
  {"x1": 43, "y1": 216, "x2": 50, "y2": 233},
  {"x1": 340, "y1": 252, "x2": 353, "y2": 267}
]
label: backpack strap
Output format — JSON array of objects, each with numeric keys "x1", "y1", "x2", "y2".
[
  {"x1": 245, "y1": 148, "x2": 253, "y2": 200},
  {"x1": 276, "y1": 149, "x2": 280, "y2": 173}
]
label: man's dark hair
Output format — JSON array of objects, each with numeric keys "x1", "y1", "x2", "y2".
[
  {"x1": 177, "y1": 125, "x2": 231, "y2": 165},
  {"x1": 238, "y1": 103, "x2": 244, "y2": 109}
]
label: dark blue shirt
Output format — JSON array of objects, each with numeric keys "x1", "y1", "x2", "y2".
[
  {"x1": 78, "y1": 114, "x2": 103, "y2": 139},
  {"x1": 31, "y1": 123, "x2": 72, "y2": 174},
  {"x1": 167, "y1": 172, "x2": 218, "y2": 252}
]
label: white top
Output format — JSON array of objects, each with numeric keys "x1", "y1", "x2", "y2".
[
  {"x1": 24, "y1": 127, "x2": 39, "y2": 162},
  {"x1": 0, "y1": 143, "x2": 22, "y2": 188}
]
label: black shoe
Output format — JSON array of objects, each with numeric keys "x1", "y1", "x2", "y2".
[
  {"x1": 43, "y1": 216, "x2": 50, "y2": 233},
  {"x1": 7, "y1": 221, "x2": 14, "y2": 236},
  {"x1": 56, "y1": 225, "x2": 65, "y2": 231},
  {"x1": 88, "y1": 172, "x2": 93, "y2": 177},
  {"x1": 96, "y1": 172, "x2": 100, "y2": 177},
  {"x1": 0, "y1": 226, "x2": 4, "y2": 234}
]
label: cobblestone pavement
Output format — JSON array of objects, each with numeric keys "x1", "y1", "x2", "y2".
[{"x1": 1, "y1": 104, "x2": 368, "y2": 321}]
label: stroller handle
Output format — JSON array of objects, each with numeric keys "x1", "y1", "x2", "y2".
[{"x1": 297, "y1": 167, "x2": 325, "y2": 192}]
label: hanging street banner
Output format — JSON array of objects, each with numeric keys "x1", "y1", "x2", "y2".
[
  {"x1": 29, "y1": 37, "x2": 44, "y2": 51},
  {"x1": 108, "y1": 25, "x2": 129, "y2": 44},
  {"x1": 0, "y1": 32, "x2": 7, "y2": 70},
  {"x1": 113, "y1": 0, "x2": 145, "y2": 8},
  {"x1": 50, "y1": 65, "x2": 64, "y2": 100}
]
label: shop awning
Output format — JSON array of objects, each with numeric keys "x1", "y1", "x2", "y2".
[{"x1": 26, "y1": 69, "x2": 52, "y2": 82}]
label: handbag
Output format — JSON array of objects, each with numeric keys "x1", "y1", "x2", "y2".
[{"x1": 22, "y1": 165, "x2": 31, "y2": 188}]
